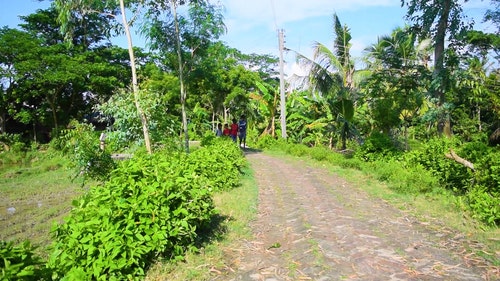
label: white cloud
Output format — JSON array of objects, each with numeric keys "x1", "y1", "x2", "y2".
[{"x1": 221, "y1": 0, "x2": 399, "y2": 31}]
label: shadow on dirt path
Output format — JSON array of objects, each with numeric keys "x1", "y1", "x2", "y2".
[{"x1": 223, "y1": 152, "x2": 498, "y2": 281}]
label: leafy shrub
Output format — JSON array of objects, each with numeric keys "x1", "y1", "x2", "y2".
[
  {"x1": 0, "y1": 150, "x2": 26, "y2": 167},
  {"x1": 285, "y1": 143, "x2": 309, "y2": 157},
  {"x1": 457, "y1": 140, "x2": 491, "y2": 162},
  {"x1": 467, "y1": 186, "x2": 500, "y2": 226},
  {"x1": 255, "y1": 135, "x2": 279, "y2": 149},
  {"x1": 308, "y1": 146, "x2": 330, "y2": 162},
  {"x1": 57, "y1": 120, "x2": 116, "y2": 183},
  {"x1": 472, "y1": 149, "x2": 500, "y2": 195},
  {"x1": 391, "y1": 163, "x2": 438, "y2": 194},
  {"x1": 355, "y1": 132, "x2": 400, "y2": 162},
  {"x1": 367, "y1": 160, "x2": 438, "y2": 194},
  {"x1": 200, "y1": 131, "x2": 217, "y2": 147},
  {"x1": 48, "y1": 151, "x2": 216, "y2": 280},
  {"x1": 0, "y1": 240, "x2": 50, "y2": 280},
  {"x1": 0, "y1": 133, "x2": 26, "y2": 154},
  {"x1": 0, "y1": 134, "x2": 35, "y2": 166},
  {"x1": 337, "y1": 158, "x2": 364, "y2": 170},
  {"x1": 403, "y1": 137, "x2": 472, "y2": 193},
  {"x1": 324, "y1": 150, "x2": 347, "y2": 162},
  {"x1": 191, "y1": 137, "x2": 246, "y2": 191}
]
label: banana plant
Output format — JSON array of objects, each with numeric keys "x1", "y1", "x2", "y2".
[{"x1": 250, "y1": 81, "x2": 279, "y2": 137}]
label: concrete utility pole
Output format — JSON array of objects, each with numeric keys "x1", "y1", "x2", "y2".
[{"x1": 278, "y1": 29, "x2": 287, "y2": 139}]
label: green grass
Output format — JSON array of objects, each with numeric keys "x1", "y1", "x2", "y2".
[
  {"x1": 0, "y1": 153, "x2": 85, "y2": 257},
  {"x1": 144, "y1": 165, "x2": 259, "y2": 280}
]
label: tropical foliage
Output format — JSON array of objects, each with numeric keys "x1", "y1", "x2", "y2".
[{"x1": 1, "y1": 0, "x2": 499, "y2": 278}]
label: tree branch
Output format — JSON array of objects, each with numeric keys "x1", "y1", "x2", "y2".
[{"x1": 445, "y1": 149, "x2": 475, "y2": 171}]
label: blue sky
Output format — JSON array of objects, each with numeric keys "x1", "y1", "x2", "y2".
[{"x1": 0, "y1": 0, "x2": 493, "y2": 75}]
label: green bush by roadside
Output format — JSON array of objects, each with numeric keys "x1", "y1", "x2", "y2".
[
  {"x1": 1, "y1": 136, "x2": 246, "y2": 280},
  {"x1": 55, "y1": 120, "x2": 116, "y2": 184},
  {"x1": 354, "y1": 132, "x2": 401, "y2": 162},
  {"x1": 48, "y1": 150, "x2": 216, "y2": 280},
  {"x1": 403, "y1": 137, "x2": 472, "y2": 193},
  {"x1": 47, "y1": 139, "x2": 246, "y2": 280},
  {"x1": 0, "y1": 241, "x2": 50, "y2": 280},
  {"x1": 466, "y1": 186, "x2": 500, "y2": 227},
  {"x1": 191, "y1": 136, "x2": 246, "y2": 191}
]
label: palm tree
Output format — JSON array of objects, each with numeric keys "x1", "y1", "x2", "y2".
[
  {"x1": 295, "y1": 14, "x2": 359, "y2": 150},
  {"x1": 363, "y1": 27, "x2": 432, "y2": 148}
]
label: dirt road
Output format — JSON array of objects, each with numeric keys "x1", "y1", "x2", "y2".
[{"x1": 223, "y1": 151, "x2": 498, "y2": 280}]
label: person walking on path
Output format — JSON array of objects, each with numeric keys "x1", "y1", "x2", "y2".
[
  {"x1": 238, "y1": 115, "x2": 247, "y2": 148},
  {"x1": 230, "y1": 119, "x2": 238, "y2": 142}
]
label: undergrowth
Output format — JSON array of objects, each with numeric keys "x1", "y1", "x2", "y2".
[{"x1": 1, "y1": 135, "x2": 246, "y2": 280}]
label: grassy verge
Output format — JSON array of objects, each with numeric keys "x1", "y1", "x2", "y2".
[
  {"x1": 145, "y1": 165, "x2": 259, "y2": 280},
  {"x1": 0, "y1": 153, "x2": 84, "y2": 256}
]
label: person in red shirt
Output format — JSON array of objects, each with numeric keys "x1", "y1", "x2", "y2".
[
  {"x1": 230, "y1": 118, "x2": 238, "y2": 142},
  {"x1": 223, "y1": 124, "x2": 230, "y2": 137}
]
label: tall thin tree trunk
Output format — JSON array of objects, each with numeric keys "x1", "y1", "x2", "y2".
[
  {"x1": 171, "y1": 0, "x2": 189, "y2": 153},
  {"x1": 212, "y1": 111, "x2": 215, "y2": 132},
  {"x1": 271, "y1": 116, "x2": 275, "y2": 137},
  {"x1": 49, "y1": 97, "x2": 58, "y2": 133},
  {"x1": 224, "y1": 105, "x2": 228, "y2": 125},
  {"x1": 119, "y1": 0, "x2": 152, "y2": 154},
  {"x1": 434, "y1": 0, "x2": 451, "y2": 137},
  {"x1": 0, "y1": 113, "x2": 5, "y2": 134}
]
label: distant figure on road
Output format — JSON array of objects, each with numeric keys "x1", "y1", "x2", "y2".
[{"x1": 238, "y1": 115, "x2": 247, "y2": 148}]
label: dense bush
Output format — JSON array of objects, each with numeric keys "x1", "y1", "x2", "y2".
[
  {"x1": 471, "y1": 148, "x2": 500, "y2": 195},
  {"x1": 254, "y1": 135, "x2": 279, "y2": 149},
  {"x1": 283, "y1": 143, "x2": 309, "y2": 157},
  {"x1": 45, "y1": 154, "x2": 213, "y2": 280},
  {"x1": 462, "y1": 145, "x2": 500, "y2": 226},
  {"x1": 56, "y1": 121, "x2": 116, "y2": 183},
  {"x1": 191, "y1": 136, "x2": 246, "y2": 191},
  {"x1": 47, "y1": 142, "x2": 244, "y2": 280},
  {"x1": 337, "y1": 158, "x2": 364, "y2": 170},
  {"x1": 366, "y1": 160, "x2": 438, "y2": 194},
  {"x1": 466, "y1": 186, "x2": 500, "y2": 226},
  {"x1": 0, "y1": 133, "x2": 25, "y2": 153},
  {"x1": 308, "y1": 146, "x2": 331, "y2": 162},
  {"x1": 355, "y1": 132, "x2": 400, "y2": 162},
  {"x1": 0, "y1": 241, "x2": 50, "y2": 280},
  {"x1": 403, "y1": 137, "x2": 472, "y2": 193},
  {"x1": 0, "y1": 134, "x2": 40, "y2": 167}
]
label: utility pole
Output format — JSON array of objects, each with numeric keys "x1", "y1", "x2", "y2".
[{"x1": 278, "y1": 29, "x2": 287, "y2": 139}]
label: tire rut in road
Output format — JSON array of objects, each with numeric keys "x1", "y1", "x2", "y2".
[{"x1": 224, "y1": 152, "x2": 493, "y2": 281}]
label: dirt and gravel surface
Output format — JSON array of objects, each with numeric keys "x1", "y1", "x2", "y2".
[{"x1": 222, "y1": 151, "x2": 499, "y2": 281}]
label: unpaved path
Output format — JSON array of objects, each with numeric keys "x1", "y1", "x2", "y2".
[{"x1": 223, "y1": 152, "x2": 498, "y2": 280}]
